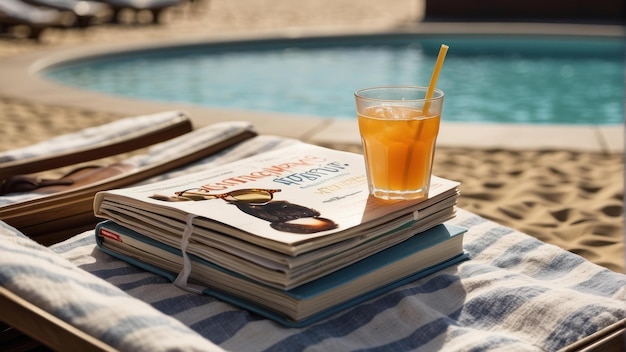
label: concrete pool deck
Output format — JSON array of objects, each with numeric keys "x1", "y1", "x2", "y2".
[{"x1": 0, "y1": 23, "x2": 623, "y2": 153}]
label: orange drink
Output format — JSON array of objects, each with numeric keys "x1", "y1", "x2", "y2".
[{"x1": 355, "y1": 86, "x2": 444, "y2": 200}]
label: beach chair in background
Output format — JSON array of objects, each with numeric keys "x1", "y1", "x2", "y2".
[
  {"x1": 21, "y1": 0, "x2": 112, "y2": 27},
  {"x1": 0, "y1": 0, "x2": 69, "y2": 40},
  {"x1": 0, "y1": 111, "x2": 259, "y2": 245},
  {"x1": 99, "y1": 0, "x2": 186, "y2": 24}
]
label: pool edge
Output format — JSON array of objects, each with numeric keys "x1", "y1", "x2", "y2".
[{"x1": 0, "y1": 23, "x2": 623, "y2": 153}]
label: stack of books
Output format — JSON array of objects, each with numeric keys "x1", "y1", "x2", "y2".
[{"x1": 94, "y1": 141, "x2": 467, "y2": 327}]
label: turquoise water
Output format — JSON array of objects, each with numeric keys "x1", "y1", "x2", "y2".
[{"x1": 43, "y1": 34, "x2": 625, "y2": 125}]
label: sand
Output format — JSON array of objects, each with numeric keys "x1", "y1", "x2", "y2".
[{"x1": 0, "y1": 0, "x2": 623, "y2": 272}]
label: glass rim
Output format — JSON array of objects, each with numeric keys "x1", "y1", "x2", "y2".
[{"x1": 354, "y1": 85, "x2": 444, "y2": 102}]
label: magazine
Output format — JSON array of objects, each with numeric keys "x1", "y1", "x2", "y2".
[
  {"x1": 94, "y1": 142, "x2": 459, "y2": 253},
  {"x1": 94, "y1": 142, "x2": 460, "y2": 288},
  {"x1": 96, "y1": 220, "x2": 468, "y2": 327}
]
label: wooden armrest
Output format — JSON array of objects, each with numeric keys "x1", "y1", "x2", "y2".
[{"x1": 0, "y1": 286, "x2": 117, "y2": 351}]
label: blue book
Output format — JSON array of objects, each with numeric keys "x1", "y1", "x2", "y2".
[{"x1": 96, "y1": 220, "x2": 468, "y2": 327}]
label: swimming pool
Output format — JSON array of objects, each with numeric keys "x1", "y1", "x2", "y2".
[{"x1": 43, "y1": 33, "x2": 624, "y2": 125}]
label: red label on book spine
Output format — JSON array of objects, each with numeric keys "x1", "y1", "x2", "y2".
[{"x1": 100, "y1": 228, "x2": 122, "y2": 242}]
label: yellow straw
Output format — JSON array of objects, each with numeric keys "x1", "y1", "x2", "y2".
[
  {"x1": 403, "y1": 44, "x2": 449, "y2": 191},
  {"x1": 423, "y1": 44, "x2": 449, "y2": 114}
]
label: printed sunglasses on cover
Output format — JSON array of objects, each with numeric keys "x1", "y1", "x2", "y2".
[{"x1": 174, "y1": 188, "x2": 281, "y2": 205}]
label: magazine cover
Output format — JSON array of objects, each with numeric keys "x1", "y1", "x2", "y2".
[{"x1": 95, "y1": 142, "x2": 459, "y2": 255}]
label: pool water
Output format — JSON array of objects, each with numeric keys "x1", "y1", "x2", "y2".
[{"x1": 43, "y1": 34, "x2": 625, "y2": 125}]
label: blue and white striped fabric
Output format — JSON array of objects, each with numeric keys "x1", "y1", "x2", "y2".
[
  {"x1": 0, "y1": 221, "x2": 222, "y2": 352},
  {"x1": 37, "y1": 208, "x2": 625, "y2": 351},
  {"x1": 0, "y1": 121, "x2": 624, "y2": 351}
]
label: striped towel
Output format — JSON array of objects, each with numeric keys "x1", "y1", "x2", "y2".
[
  {"x1": 0, "y1": 221, "x2": 223, "y2": 352},
  {"x1": 42, "y1": 208, "x2": 625, "y2": 351}
]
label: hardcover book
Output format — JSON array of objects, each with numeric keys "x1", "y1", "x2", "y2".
[{"x1": 96, "y1": 220, "x2": 468, "y2": 327}]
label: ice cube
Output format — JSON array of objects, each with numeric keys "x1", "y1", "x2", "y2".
[{"x1": 375, "y1": 106, "x2": 404, "y2": 120}]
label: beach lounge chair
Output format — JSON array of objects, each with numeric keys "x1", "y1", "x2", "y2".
[
  {"x1": 0, "y1": 0, "x2": 68, "y2": 40},
  {"x1": 99, "y1": 0, "x2": 185, "y2": 24},
  {"x1": 1, "y1": 194, "x2": 624, "y2": 351},
  {"x1": 21, "y1": 0, "x2": 111, "y2": 27},
  {"x1": 0, "y1": 116, "x2": 624, "y2": 351},
  {"x1": 0, "y1": 112, "x2": 258, "y2": 244}
]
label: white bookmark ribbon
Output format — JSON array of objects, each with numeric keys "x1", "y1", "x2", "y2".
[{"x1": 173, "y1": 214, "x2": 205, "y2": 294}]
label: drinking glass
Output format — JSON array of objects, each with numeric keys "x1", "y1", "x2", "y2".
[{"x1": 355, "y1": 86, "x2": 444, "y2": 200}]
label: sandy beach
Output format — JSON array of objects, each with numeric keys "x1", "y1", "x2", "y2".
[{"x1": 0, "y1": 0, "x2": 623, "y2": 272}]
